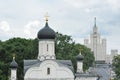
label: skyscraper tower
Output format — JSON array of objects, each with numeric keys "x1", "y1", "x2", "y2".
[{"x1": 84, "y1": 18, "x2": 106, "y2": 62}]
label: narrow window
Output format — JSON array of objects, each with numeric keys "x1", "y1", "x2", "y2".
[
  {"x1": 47, "y1": 44, "x2": 48, "y2": 51},
  {"x1": 47, "y1": 68, "x2": 50, "y2": 75}
]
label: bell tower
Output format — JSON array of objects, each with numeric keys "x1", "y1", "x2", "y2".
[
  {"x1": 76, "y1": 51, "x2": 84, "y2": 73},
  {"x1": 10, "y1": 55, "x2": 18, "y2": 80}
]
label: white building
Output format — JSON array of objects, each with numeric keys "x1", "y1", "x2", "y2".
[
  {"x1": 106, "y1": 49, "x2": 118, "y2": 64},
  {"x1": 84, "y1": 18, "x2": 106, "y2": 62},
  {"x1": 10, "y1": 17, "x2": 98, "y2": 80}
]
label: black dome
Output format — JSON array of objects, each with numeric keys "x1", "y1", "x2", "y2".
[
  {"x1": 37, "y1": 22, "x2": 55, "y2": 39},
  {"x1": 76, "y1": 54, "x2": 84, "y2": 61},
  {"x1": 10, "y1": 59, "x2": 18, "y2": 68}
]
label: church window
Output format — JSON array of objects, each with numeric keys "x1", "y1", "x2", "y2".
[
  {"x1": 47, "y1": 68, "x2": 50, "y2": 75},
  {"x1": 47, "y1": 44, "x2": 48, "y2": 51}
]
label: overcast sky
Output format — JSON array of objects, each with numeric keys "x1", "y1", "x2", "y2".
[{"x1": 0, "y1": 0, "x2": 120, "y2": 54}]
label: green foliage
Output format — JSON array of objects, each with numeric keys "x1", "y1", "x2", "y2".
[
  {"x1": 112, "y1": 55, "x2": 120, "y2": 79},
  {"x1": 55, "y1": 32, "x2": 95, "y2": 71},
  {"x1": 0, "y1": 32, "x2": 94, "y2": 80},
  {"x1": 0, "y1": 38, "x2": 38, "y2": 80},
  {"x1": 0, "y1": 61, "x2": 9, "y2": 80}
]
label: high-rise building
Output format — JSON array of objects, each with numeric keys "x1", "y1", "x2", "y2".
[
  {"x1": 84, "y1": 18, "x2": 106, "y2": 62},
  {"x1": 106, "y1": 49, "x2": 118, "y2": 64}
]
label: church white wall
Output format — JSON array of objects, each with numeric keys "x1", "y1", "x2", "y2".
[
  {"x1": 38, "y1": 40, "x2": 55, "y2": 60},
  {"x1": 75, "y1": 77, "x2": 97, "y2": 80},
  {"x1": 77, "y1": 61, "x2": 83, "y2": 73},
  {"x1": 24, "y1": 60, "x2": 74, "y2": 80},
  {"x1": 11, "y1": 69, "x2": 17, "y2": 80}
]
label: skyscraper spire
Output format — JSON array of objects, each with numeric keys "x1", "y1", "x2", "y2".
[
  {"x1": 93, "y1": 17, "x2": 98, "y2": 34},
  {"x1": 94, "y1": 17, "x2": 96, "y2": 27}
]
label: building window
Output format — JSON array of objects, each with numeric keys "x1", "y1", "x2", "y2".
[
  {"x1": 47, "y1": 44, "x2": 48, "y2": 51},
  {"x1": 47, "y1": 68, "x2": 50, "y2": 75}
]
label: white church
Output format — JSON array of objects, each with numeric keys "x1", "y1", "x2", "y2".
[{"x1": 10, "y1": 17, "x2": 99, "y2": 80}]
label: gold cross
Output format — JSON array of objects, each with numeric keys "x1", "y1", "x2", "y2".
[
  {"x1": 80, "y1": 48, "x2": 83, "y2": 52},
  {"x1": 45, "y1": 12, "x2": 49, "y2": 22},
  {"x1": 13, "y1": 54, "x2": 16, "y2": 60},
  {"x1": 79, "y1": 48, "x2": 83, "y2": 54}
]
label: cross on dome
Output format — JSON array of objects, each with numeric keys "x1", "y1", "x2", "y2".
[
  {"x1": 79, "y1": 48, "x2": 83, "y2": 55},
  {"x1": 45, "y1": 12, "x2": 49, "y2": 22},
  {"x1": 13, "y1": 54, "x2": 16, "y2": 60}
]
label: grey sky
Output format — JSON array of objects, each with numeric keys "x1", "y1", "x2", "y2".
[{"x1": 0, "y1": 0, "x2": 120, "y2": 54}]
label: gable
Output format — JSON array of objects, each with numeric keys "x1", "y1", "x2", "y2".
[{"x1": 24, "y1": 60, "x2": 74, "y2": 80}]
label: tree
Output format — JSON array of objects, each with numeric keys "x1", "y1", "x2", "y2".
[
  {"x1": 0, "y1": 61, "x2": 8, "y2": 80},
  {"x1": 112, "y1": 55, "x2": 120, "y2": 80},
  {"x1": 55, "y1": 32, "x2": 95, "y2": 71},
  {"x1": 0, "y1": 38, "x2": 38, "y2": 80}
]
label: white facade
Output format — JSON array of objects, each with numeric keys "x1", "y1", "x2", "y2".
[
  {"x1": 75, "y1": 77, "x2": 97, "y2": 80},
  {"x1": 24, "y1": 37, "x2": 74, "y2": 80},
  {"x1": 77, "y1": 62, "x2": 83, "y2": 73},
  {"x1": 24, "y1": 60, "x2": 74, "y2": 80},
  {"x1": 84, "y1": 19, "x2": 106, "y2": 62},
  {"x1": 106, "y1": 49, "x2": 118, "y2": 64},
  {"x1": 11, "y1": 69, "x2": 17, "y2": 80},
  {"x1": 38, "y1": 39, "x2": 55, "y2": 61}
]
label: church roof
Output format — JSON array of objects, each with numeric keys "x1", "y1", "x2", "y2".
[
  {"x1": 56, "y1": 60, "x2": 74, "y2": 72},
  {"x1": 37, "y1": 21, "x2": 55, "y2": 39},
  {"x1": 24, "y1": 59, "x2": 40, "y2": 74},
  {"x1": 10, "y1": 59, "x2": 18, "y2": 68},
  {"x1": 24, "y1": 59, "x2": 74, "y2": 75},
  {"x1": 76, "y1": 52, "x2": 84, "y2": 61},
  {"x1": 75, "y1": 73, "x2": 98, "y2": 77},
  {"x1": 89, "y1": 64, "x2": 111, "y2": 80}
]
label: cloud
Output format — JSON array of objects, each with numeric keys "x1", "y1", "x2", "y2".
[
  {"x1": 106, "y1": 0, "x2": 120, "y2": 11},
  {"x1": 24, "y1": 20, "x2": 40, "y2": 38},
  {"x1": 0, "y1": 0, "x2": 119, "y2": 53},
  {"x1": 0, "y1": 21, "x2": 13, "y2": 41},
  {"x1": 0, "y1": 21, "x2": 10, "y2": 32},
  {"x1": 63, "y1": 0, "x2": 101, "y2": 8}
]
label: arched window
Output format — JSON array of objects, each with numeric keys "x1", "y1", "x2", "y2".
[
  {"x1": 47, "y1": 68, "x2": 50, "y2": 75},
  {"x1": 47, "y1": 44, "x2": 48, "y2": 51}
]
